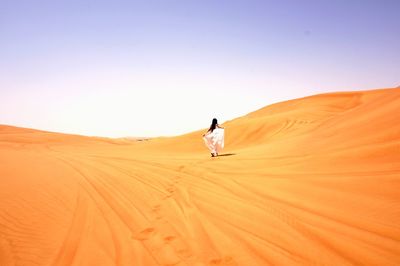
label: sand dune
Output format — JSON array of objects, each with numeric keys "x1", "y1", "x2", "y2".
[{"x1": 1, "y1": 87, "x2": 399, "y2": 265}]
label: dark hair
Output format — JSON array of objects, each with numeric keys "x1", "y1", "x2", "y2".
[{"x1": 209, "y1": 118, "x2": 218, "y2": 132}]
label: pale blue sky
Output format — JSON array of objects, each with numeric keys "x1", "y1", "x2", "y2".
[{"x1": 1, "y1": 0, "x2": 399, "y2": 137}]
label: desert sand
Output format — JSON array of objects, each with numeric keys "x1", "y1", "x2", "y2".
[{"x1": 1, "y1": 87, "x2": 399, "y2": 265}]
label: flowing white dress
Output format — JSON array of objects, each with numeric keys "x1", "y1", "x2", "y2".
[{"x1": 203, "y1": 128, "x2": 224, "y2": 154}]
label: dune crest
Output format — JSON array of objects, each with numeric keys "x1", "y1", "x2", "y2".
[{"x1": 1, "y1": 87, "x2": 399, "y2": 265}]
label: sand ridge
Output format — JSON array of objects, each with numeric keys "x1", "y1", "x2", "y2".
[{"x1": 0, "y1": 87, "x2": 399, "y2": 265}]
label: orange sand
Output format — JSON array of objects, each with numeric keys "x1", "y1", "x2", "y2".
[{"x1": 1, "y1": 88, "x2": 399, "y2": 265}]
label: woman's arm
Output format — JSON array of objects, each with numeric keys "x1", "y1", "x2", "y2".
[
  {"x1": 202, "y1": 129, "x2": 211, "y2": 137},
  {"x1": 217, "y1": 124, "x2": 225, "y2": 129}
]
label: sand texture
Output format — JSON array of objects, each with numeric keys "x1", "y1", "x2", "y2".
[{"x1": 1, "y1": 88, "x2": 399, "y2": 265}]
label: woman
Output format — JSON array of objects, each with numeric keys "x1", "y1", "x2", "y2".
[{"x1": 202, "y1": 118, "x2": 225, "y2": 157}]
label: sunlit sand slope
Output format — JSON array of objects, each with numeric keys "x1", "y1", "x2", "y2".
[{"x1": 1, "y1": 88, "x2": 399, "y2": 265}]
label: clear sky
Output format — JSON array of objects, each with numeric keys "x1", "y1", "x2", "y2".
[{"x1": 1, "y1": 0, "x2": 399, "y2": 137}]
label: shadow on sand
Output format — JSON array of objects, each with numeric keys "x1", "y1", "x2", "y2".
[{"x1": 217, "y1": 153, "x2": 236, "y2": 157}]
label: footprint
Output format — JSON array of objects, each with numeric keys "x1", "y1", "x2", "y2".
[
  {"x1": 164, "y1": 236, "x2": 176, "y2": 243},
  {"x1": 152, "y1": 205, "x2": 161, "y2": 212},
  {"x1": 209, "y1": 259, "x2": 222, "y2": 265},
  {"x1": 209, "y1": 257, "x2": 237, "y2": 266},
  {"x1": 163, "y1": 194, "x2": 173, "y2": 199},
  {"x1": 166, "y1": 187, "x2": 175, "y2": 193},
  {"x1": 132, "y1": 227, "x2": 155, "y2": 241}
]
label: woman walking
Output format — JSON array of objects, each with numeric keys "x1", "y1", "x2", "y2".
[{"x1": 203, "y1": 118, "x2": 225, "y2": 157}]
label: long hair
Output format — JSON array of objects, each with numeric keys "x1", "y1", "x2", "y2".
[{"x1": 208, "y1": 118, "x2": 218, "y2": 132}]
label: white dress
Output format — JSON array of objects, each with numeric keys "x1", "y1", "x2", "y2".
[{"x1": 203, "y1": 128, "x2": 224, "y2": 154}]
